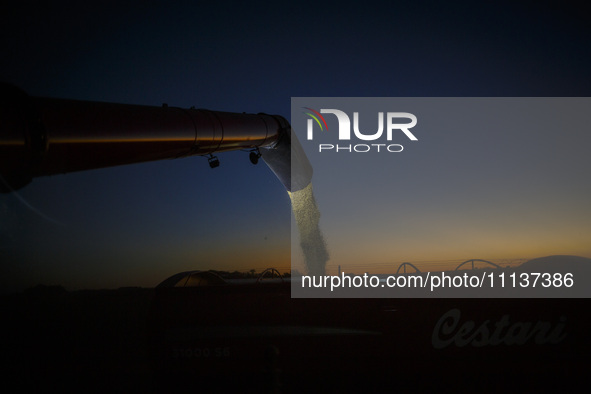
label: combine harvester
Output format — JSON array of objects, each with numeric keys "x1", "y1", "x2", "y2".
[{"x1": 1, "y1": 83, "x2": 588, "y2": 392}]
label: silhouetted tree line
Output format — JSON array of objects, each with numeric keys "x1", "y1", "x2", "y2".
[{"x1": 209, "y1": 269, "x2": 291, "y2": 279}]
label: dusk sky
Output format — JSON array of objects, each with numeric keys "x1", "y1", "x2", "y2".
[
  {"x1": 291, "y1": 97, "x2": 591, "y2": 276},
  {"x1": 1, "y1": 1, "x2": 590, "y2": 291}
]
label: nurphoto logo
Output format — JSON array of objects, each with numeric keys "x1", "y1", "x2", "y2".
[{"x1": 303, "y1": 107, "x2": 418, "y2": 153}]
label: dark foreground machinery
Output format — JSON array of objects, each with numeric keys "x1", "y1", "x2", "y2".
[
  {"x1": 2, "y1": 83, "x2": 589, "y2": 392},
  {"x1": 150, "y1": 273, "x2": 589, "y2": 393}
]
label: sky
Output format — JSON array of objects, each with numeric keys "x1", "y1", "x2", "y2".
[
  {"x1": 291, "y1": 97, "x2": 591, "y2": 276},
  {"x1": 1, "y1": 1, "x2": 590, "y2": 291}
]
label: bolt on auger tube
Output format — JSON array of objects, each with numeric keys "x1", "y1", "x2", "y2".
[{"x1": 0, "y1": 83, "x2": 312, "y2": 193}]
